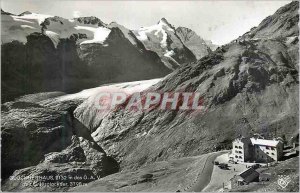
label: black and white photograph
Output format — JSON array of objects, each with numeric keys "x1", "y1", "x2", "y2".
[{"x1": 0, "y1": 0, "x2": 299, "y2": 192}]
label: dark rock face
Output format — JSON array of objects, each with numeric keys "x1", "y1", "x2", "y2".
[
  {"x1": 1, "y1": 29, "x2": 170, "y2": 102},
  {"x1": 1, "y1": 12, "x2": 173, "y2": 102},
  {"x1": 18, "y1": 11, "x2": 32, "y2": 16},
  {"x1": 1, "y1": 98, "x2": 119, "y2": 191},
  {"x1": 1, "y1": 33, "x2": 85, "y2": 102},
  {"x1": 1, "y1": 101, "x2": 73, "y2": 179},
  {"x1": 176, "y1": 27, "x2": 212, "y2": 60},
  {"x1": 74, "y1": 1, "x2": 299, "y2": 172},
  {"x1": 107, "y1": 22, "x2": 138, "y2": 46},
  {"x1": 77, "y1": 27, "x2": 170, "y2": 83},
  {"x1": 2, "y1": 135, "x2": 119, "y2": 192},
  {"x1": 1, "y1": 9, "x2": 14, "y2": 15},
  {"x1": 75, "y1": 16, "x2": 106, "y2": 27}
]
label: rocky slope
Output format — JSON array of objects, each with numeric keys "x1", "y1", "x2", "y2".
[
  {"x1": 1, "y1": 79, "x2": 160, "y2": 191},
  {"x1": 176, "y1": 26, "x2": 212, "y2": 60},
  {"x1": 2, "y1": 134, "x2": 119, "y2": 192},
  {"x1": 0, "y1": 98, "x2": 120, "y2": 189},
  {"x1": 240, "y1": 1, "x2": 298, "y2": 40},
  {"x1": 73, "y1": 0, "x2": 299, "y2": 173}
]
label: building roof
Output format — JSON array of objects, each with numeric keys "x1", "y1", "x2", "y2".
[
  {"x1": 239, "y1": 168, "x2": 259, "y2": 183},
  {"x1": 234, "y1": 137, "x2": 252, "y2": 144},
  {"x1": 250, "y1": 138, "x2": 280, "y2": 147}
]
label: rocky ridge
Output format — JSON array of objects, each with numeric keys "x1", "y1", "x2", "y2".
[{"x1": 176, "y1": 26, "x2": 212, "y2": 60}]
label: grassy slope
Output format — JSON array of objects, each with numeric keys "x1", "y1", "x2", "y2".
[{"x1": 71, "y1": 151, "x2": 226, "y2": 192}]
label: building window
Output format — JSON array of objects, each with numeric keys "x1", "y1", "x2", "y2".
[
  {"x1": 235, "y1": 146, "x2": 238, "y2": 148},
  {"x1": 239, "y1": 156, "x2": 242, "y2": 159},
  {"x1": 235, "y1": 155, "x2": 238, "y2": 158},
  {"x1": 271, "y1": 147, "x2": 275, "y2": 150},
  {"x1": 239, "y1": 146, "x2": 242, "y2": 149},
  {"x1": 271, "y1": 153, "x2": 274, "y2": 155},
  {"x1": 266, "y1": 152, "x2": 269, "y2": 154}
]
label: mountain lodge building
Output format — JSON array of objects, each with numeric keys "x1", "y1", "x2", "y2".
[{"x1": 230, "y1": 136, "x2": 284, "y2": 163}]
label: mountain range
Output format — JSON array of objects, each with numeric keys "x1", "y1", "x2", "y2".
[{"x1": 1, "y1": 10, "x2": 213, "y2": 102}]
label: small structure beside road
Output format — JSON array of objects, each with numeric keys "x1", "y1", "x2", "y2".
[{"x1": 229, "y1": 168, "x2": 259, "y2": 188}]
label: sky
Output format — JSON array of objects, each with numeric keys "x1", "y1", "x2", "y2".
[{"x1": 1, "y1": 0, "x2": 292, "y2": 45}]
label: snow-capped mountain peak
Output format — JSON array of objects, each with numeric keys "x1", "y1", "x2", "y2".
[
  {"x1": 134, "y1": 19, "x2": 174, "y2": 48},
  {"x1": 132, "y1": 18, "x2": 199, "y2": 69},
  {"x1": 158, "y1": 17, "x2": 174, "y2": 29},
  {"x1": 40, "y1": 16, "x2": 112, "y2": 46},
  {"x1": 74, "y1": 26, "x2": 110, "y2": 44}
]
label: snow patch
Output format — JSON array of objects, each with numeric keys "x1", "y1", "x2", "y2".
[
  {"x1": 16, "y1": 12, "x2": 53, "y2": 25},
  {"x1": 75, "y1": 26, "x2": 111, "y2": 44},
  {"x1": 13, "y1": 18, "x2": 35, "y2": 24},
  {"x1": 135, "y1": 20, "x2": 174, "y2": 48},
  {"x1": 20, "y1": 25, "x2": 35, "y2": 29},
  {"x1": 1, "y1": 12, "x2": 111, "y2": 46},
  {"x1": 1, "y1": 12, "x2": 52, "y2": 44},
  {"x1": 286, "y1": 36, "x2": 298, "y2": 44},
  {"x1": 1, "y1": 14, "x2": 40, "y2": 44},
  {"x1": 164, "y1": 50, "x2": 175, "y2": 57},
  {"x1": 45, "y1": 30, "x2": 60, "y2": 47},
  {"x1": 57, "y1": 78, "x2": 162, "y2": 101},
  {"x1": 163, "y1": 50, "x2": 180, "y2": 69}
]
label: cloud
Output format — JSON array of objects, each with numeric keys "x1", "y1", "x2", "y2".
[{"x1": 73, "y1": 11, "x2": 81, "y2": 18}]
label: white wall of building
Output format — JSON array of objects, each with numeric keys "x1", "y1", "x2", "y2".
[{"x1": 231, "y1": 137, "x2": 283, "y2": 163}]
